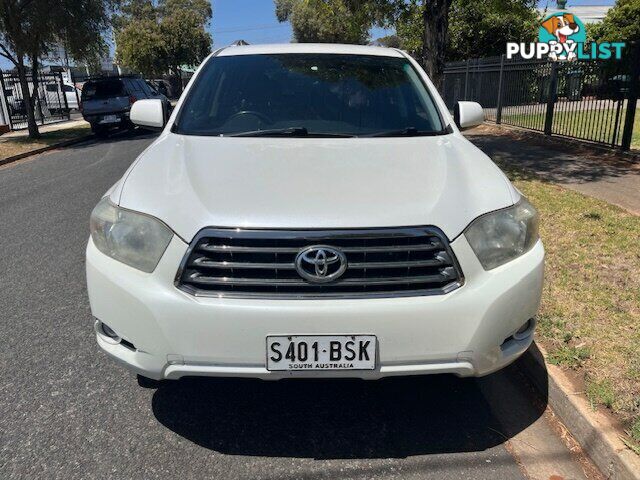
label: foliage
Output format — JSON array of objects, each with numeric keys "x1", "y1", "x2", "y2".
[
  {"x1": 586, "y1": 22, "x2": 606, "y2": 43},
  {"x1": 274, "y1": 0, "x2": 379, "y2": 44},
  {"x1": 373, "y1": 34, "x2": 401, "y2": 48},
  {"x1": 114, "y1": 0, "x2": 212, "y2": 80},
  {"x1": 0, "y1": 0, "x2": 113, "y2": 138},
  {"x1": 447, "y1": 0, "x2": 539, "y2": 60},
  {"x1": 116, "y1": 19, "x2": 165, "y2": 76},
  {"x1": 589, "y1": 0, "x2": 640, "y2": 43},
  {"x1": 392, "y1": 0, "x2": 539, "y2": 60}
]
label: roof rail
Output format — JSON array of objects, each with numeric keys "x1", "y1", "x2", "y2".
[{"x1": 230, "y1": 40, "x2": 249, "y2": 46}]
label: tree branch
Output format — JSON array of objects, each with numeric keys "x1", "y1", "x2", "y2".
[
  {"x1": 0, "y1": 42, "x2": 18, "y2": 65},
  {"x1": 17, "y1": 0, "x2": 37, "y2": 13}
]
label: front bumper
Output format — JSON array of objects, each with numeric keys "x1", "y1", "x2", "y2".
[{"x1": 86, "y1": 234, "x2": 544, "y2": 380}]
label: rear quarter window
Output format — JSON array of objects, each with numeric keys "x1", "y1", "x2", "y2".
[{"x1": 82, "y1": 80, "x2": 125, "y2": 100}]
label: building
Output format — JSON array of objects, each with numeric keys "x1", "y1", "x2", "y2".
[{"x1": 538, "y1": 3, "x2": 612, "y2": 24}]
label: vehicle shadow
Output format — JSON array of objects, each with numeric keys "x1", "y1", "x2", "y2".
[
  {"x1": 66, "y1": 126, "x2": 159, "y2": 152},
  {"x1": 151, "y1": 348, "x2": 549, "y2": 459}
]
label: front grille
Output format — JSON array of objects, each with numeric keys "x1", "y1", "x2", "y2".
[{"x1": 176, "y1": 228, "x2": 464, "y2": 299}]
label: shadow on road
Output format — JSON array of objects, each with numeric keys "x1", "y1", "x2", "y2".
[
  {"x1": 151, "y1": 350, "x2": 549, "y2": 459},
  {"x1": 70, "y1": 127, "x2": 159, "y2": 151}
]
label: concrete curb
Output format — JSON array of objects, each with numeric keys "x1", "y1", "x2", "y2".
[
  {"x1": 0, "y1": 134, "x2": 94, "y2": 168},
  {"x1": 521, "y1": 342, "x2": 640, "y2": 479}
]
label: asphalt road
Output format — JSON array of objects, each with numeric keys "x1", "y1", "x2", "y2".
[{"x1": 0, "y1": 131, "x2": 589, "y2": 479}]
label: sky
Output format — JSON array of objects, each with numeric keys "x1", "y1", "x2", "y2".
[
  {"x1": 0, "y1": 0, "x2": 616, "y2": 70},
  {"x1": 210, "y1": 0, "x2": 391, "y2": 48},
  {"x1": 210, "y1": 0, "x2": 615, "y2": 49}
]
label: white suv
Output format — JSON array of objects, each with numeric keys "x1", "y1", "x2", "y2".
[{"x1": 86, "y1": 44, "x2": 543, "y2": 382}]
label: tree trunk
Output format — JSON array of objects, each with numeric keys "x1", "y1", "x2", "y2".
[
  {"x1": 29, "y1": 56, "x2": 44, "y2": 121},
  {"x1": 420, "y1": 0, "x2": 453, "y2": 91},
  {"x1": 15, "y1": 60, "x2": 40, "y2": 139}
]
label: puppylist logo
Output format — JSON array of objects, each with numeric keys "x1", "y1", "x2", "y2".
[{"x1": 507, "y1": 11, "x2": 625, "y2": 61}]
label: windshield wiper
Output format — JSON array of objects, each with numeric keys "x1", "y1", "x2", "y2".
[
  {"x1": 366, "y1": 126, "x2": 453, "y2": 137},
  {"x1": 229, "y1": 127, "x2": 354, "y2": 138}
]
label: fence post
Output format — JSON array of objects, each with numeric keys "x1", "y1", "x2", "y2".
[
  {"x1": 544, "y1": 62, "x2": 558, "y2": 136},
  {"x1": 59, "y1": 72, "x2": 69, "y2": 119},
  {"x1": 70, "y1": 70, "x2": 81, "y2": 107},
  {"x1": 0, "y1": 71, "x2": 12, "y2": 130},
  {"x1": 464, "y1": 59, "x2": 470, "y2": 100},
  {"x1": 496, "y1": 54, "x2": 505, "y2": 124},
  {"x1": 620, "y1": 42, "x2": 640, "y2": 151}
]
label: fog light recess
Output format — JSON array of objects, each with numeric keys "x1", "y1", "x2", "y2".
[
  {"x1": 99, "y1": 321, "x2": 121, "y2": 343},
  {"x1": 513, "y1": 318, "x2": 535, "y2": 341}
]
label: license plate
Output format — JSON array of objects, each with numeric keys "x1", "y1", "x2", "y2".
[
  {"x1": 266, "y1": 335, "x2": 376, "y2": 371},
  {"x1": 100, "y1": 115, "x2": 119, "y2": 124}
]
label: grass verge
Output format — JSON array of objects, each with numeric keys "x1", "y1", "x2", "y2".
[
  {"x1": 501, "y1": 107, "x2": 639, "y2": 149},
  {"x1": 0, "y1": 124, "x2": 91, "y2": 161},
  {"x1": 496, "y1": 160, "x2": 640, "y2": 449}
]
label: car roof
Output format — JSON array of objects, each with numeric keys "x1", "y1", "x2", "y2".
[{"x1": 217, "y1": 43, "x2": 405, "y2": 58}]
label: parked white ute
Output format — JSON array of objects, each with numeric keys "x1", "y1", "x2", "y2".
[{"x1": 86, "y1": 44, "x2": 543, "y2": 383}]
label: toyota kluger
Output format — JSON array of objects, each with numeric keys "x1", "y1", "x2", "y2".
[{"x1": 86, "y1": 44, "x2": 543, "y2": 383}]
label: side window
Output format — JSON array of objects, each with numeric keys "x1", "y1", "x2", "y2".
[
  {"x1": 126, "y1": 79, "x2": 141, "y2": 95},
  {"x1": 140, "y1": 80, "x2": 153, "y2": 96},
  {"x1": 63, "y1": 85, "x2": 74, "y2": 92},
  {"x1": 143, "y1": 81, "x2": 156, "y2": 96},
  {"x1": 133, "y1": 79, "x2": 148, "y2": 97},
  {"x1": 46, "y1": 84, "x2": 58, "y2": 92}
]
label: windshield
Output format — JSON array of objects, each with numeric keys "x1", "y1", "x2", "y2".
[
  {"x1": 81, "y1": 80, "x2": 125, "y2": 101},
  {"x1": 174, "y1": 54, "x2": 447, "y2": 137}
]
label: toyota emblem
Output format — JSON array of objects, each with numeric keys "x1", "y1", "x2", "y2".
[{"x1": 295, "y1": 245, "x2": 347, "y2": 283}]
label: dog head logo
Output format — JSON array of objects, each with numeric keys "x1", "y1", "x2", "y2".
[{"x1": 539, "y1": 12, "x2": 586, "y2": 60}]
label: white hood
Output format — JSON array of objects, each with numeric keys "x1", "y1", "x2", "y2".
[{"x1": 116, "y1": 132, "x2": 517, "y2": 241}]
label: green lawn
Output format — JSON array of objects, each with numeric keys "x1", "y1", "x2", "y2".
[
  {"x1": 496, "y1": 160, "x2": 640, "y2": 450},
  {"x1": 500, "y1": 107, "x2": 640, "y2": 149}
]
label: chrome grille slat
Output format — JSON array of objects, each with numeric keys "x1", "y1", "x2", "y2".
[
  {"x1": 191, "y1": 257, "x2": 295, "y2": 269},
  {"x1": 342, "y1": 244, "x2": 443, "y2": 253},
  {"x1": 188, "y1": 271, "x2": 456, "y2": 287},
  {"x1": 176, "y1": 228, "x2": 464, "y2": 299},
  {"x1": 199, "y1": 245, "x2": 301, "y2": 253},
  {"x1": 198, "y1": 243, "x2": 443, "y2": 253},
  {"x1": 349, "y1": 257, "x2": 449, "y2": 269}
]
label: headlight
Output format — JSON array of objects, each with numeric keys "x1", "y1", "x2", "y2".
[
  {"x1": 464, "y1": 197, "x2": 539, "y2": 270},
  {"x1": 90, "y1": 197, "x2": 173, "y2": 273}
]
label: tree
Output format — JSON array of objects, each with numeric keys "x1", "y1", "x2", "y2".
[
  {"x1": 589, "y1": 0, "x2": 640, "y2": 43},
  {"x1": 114, "y1": 0, "x2": 212, "y2": 93},
  {"x1": 274, "y1": 0, "x2": 375, "y2": 44},
  {"x1": 389, "y1": 0, "x2": 538, "y2": 84},
  {"x1": 373, "y1": 34, "x2": 401, "y2": 48},
  {"x1": 446, "y1": 0, "x2": 538, "y2": 60},
  {"x1": 0, "y1": 0, "x2": 112, "y2": 138},
  {"x1": 275, "y1": 0, "x2": 454, "y2": 88}
]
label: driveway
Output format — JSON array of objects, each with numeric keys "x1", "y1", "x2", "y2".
[{"x1": 0, "y1": 131, "x2": 597, "y2": 479}]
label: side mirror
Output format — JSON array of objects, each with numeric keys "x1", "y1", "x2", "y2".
[
  {"x1": 454, "y1": 101, "x2": 484, "y2": 130},
  {"x1": 130, "y1": 99, "x2": 166, "y2": 130}
]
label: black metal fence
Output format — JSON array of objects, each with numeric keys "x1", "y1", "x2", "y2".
[
  {"x1": 442, "y1": 44, "x2": 639, "y2": 150},
  {"x1": 0, "y1": 71, "x2": 70, "y2": 130}
]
